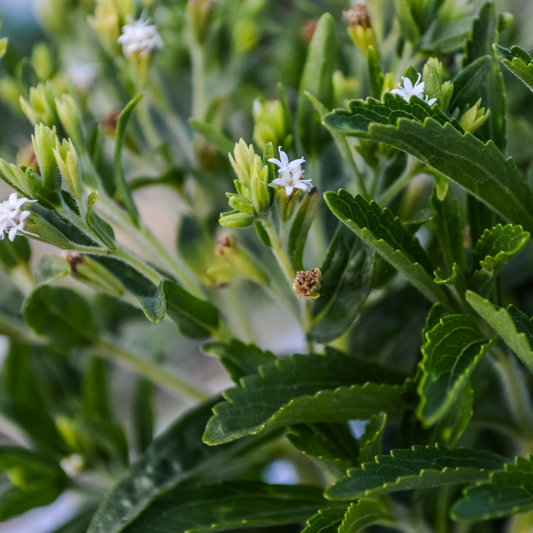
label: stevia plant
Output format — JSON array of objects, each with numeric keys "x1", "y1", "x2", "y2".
[{"x1": 4, "y1": 0, "x2": 533, "y2": 531}]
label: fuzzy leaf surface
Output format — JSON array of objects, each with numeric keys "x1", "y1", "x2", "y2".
[
  {"x1": 495, "y1": 44, "x2": 533, "y2": 93},
  {"x1": 324, "y1": 190, "x2": 445, "y2": 303},
  {"x1": 325, "y1": 445, "x2": 506, "y2": 500}
]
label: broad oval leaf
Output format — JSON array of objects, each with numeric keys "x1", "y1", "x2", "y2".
[
  {"x1": 122, "y1": 481, "x2": 330, "y2": 533},
  {"x1": 203, "y1": 350, "x2": 406, "y2": 445},
  {"x1": 323, "y1": 113, "x2": 533, "y2": 234},
  {"x1": 139, "y1": 279, "x2": 219, "y2": 339},
  {"x1": 24, "y1": 285, "x2": 96, "y2": 349},
  {"x1": 324, "y1": 190, "x2": 446, "y2": 304},
  {"x1": 418, "y1": 315, "x2": 492, "y2": 426},
  {"x1": 325, "y1": 445, "x2": 507, "y2": 501},
  {"x1": 35, "y1": 255, "x2": 71, "y2": 286},
  {"x1": 466, "y1": 291, "x2": 533, "y2": 374},
  {"x1": 310, "y1": 224, "x2": 374, "y2": 343},
  {"x1": 453, "y1": 456, "x2": 533, "y2": 521}
]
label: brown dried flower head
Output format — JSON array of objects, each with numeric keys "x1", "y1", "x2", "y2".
[
  {"x1": 301, "y1": 19, "x2": 318, "y2": 44},
  {"x1": 293, "y1": 268, "x2": 321, "y2": 299},
  {"x1": 100, "y1": 109, "x2": 121, "y2": 136},
  {"x1": 64, "y1": 251, "x2": 85, "y2": 271},
  {"x1": 343, "y1": 5, "x2": 372, "y2": 29},
  {"x1": 215, "y1": 234, "x2": 236, "y2": 256}
]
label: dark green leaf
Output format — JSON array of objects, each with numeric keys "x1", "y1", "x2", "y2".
[
  {"x1": 115, "y1": 95, "x2": 142, "y2": 228},
  {"x1": 86, "y1": 192, "x2": 117, "y2": 250},
  {"x1": 88, "y1": 398, "x2": 270, "y2": 533},
  {"x1": 495, "y1": 44, "x2": 533, "y2": 93},
  {"x1": 325, "y1": 445, "x2": 506, "y2": 500},
  {"x1": 122, "y1": 482, "x2": 329, "y2": 533},
  {"x1": 324, "y1": 113, "x2": 533, "y2": 233},
  {"x1": 0, "y1": 237, "x2": 31, "y2": 271},
  {"x1": 338, "y1": 500, "x2": 392, "y2": 532},
  {"x1": 434, "y1": 379, "x2": 473, "y2": 446},
  {"x1": 470, "y1": 224, "x2": 529, "y2": 294},
  {"x1": 139, "y1": 279, "x2": 219, "y2": 339},
  {"x1": 202, "y1": 339, "x2": 277, "y2": 383},
  {"x1": 302, "y1": 508, "x2": 346, "y2": 533},
  {"x1": 358, "y1": 413, "x2": 386, "y2": 464},
  {"x1": 449, "y1": 55, "x2": 492, "y2": 112},
  {"x1": 82, "y1": 357, "x2": 111, "y2": 421},
  {"x1": 394, "y1": 0, "x2": 420, "y2": 44},
  {"x1": 189, "y1": 119, "x2": 234, "y2": 154},
  {"x1": 203, "y1": 351, "x2": 406, "y2": 445},
  {"x1": 418, "y1": 315, "x2": 492, "y2": 426},
  {"x1": 367, "y1": 46, "x2": 384, "y2": 100},
  {"x1": 297, "y1": 13, "x2": 337, "y2": 154},
  {"x1": 310, "y1": 224, "x2": 374, "y2": 343},
  {"x1": 289, "y1": 187, "x2": 319, "y2": 272},
  {"x1": 466, "y1": 291, "x2": 533, "y2": 374},
  {"x1": 24, "y1": 285, "x2": 96, "y2": 349},
  {"x1": 324, "y1": 191, "x2": 446, "y2": 304},
  {"x1": 453, "y1": 456, "x2": 533, "y2": 521},
  {"x1": 133, "y1": 378, "x2": 154, "y2": 454}
]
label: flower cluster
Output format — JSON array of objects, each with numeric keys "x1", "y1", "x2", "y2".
[
  {"x1": 0, "y1": 193, "x2": 37, "y2": 242},
  {"x1": 391, "y1": 73, "x2": 437, "y2": 106},
  {"x1": 118, "y1": 12, "x2": 164, "y2": 57},
  {"x1": 269, "y1": 148, "x2": 312, "y2": 196}
]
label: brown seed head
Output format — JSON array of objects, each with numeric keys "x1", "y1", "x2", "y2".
[
  {"x1": 100, "y1": 109, "x2": 121, "y2": 136},
  {"x1": 294, "y1": 268, "x2": 321, "y2": 298},
  {"x1": 301, "y1": 19, "x2": 318, "y2": 43},
  {"x1": 64, "y1": 251, "x2": 85, "y2": 272},
  {"x1": 343, "y1": 5, "x2": 372, "y2": 29}
]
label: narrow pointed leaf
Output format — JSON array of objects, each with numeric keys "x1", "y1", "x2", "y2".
[
  {"x1": 338, "y1": 500, "x2": 392, "y2": 532},
  {"x1": 418, "y1": 315, "x2": 492, "y2": 426},
  {"x1": 466, "y1": 291, "x2": 533, "y2": 374},
  {"x1": 449, "y1": 55, "x2": 492, "y2": 112},
  {"x1": 325, "y1": 445, "x2": 506, "y2": 500},
  {"x1": 495, "y1": 44, "x2": 533, "y2": 93},
  {"x1": 302, "y1": 509, "x2": 346, "y2": 533},
  {"x1": 358, "y1": 413, "x2": 386, "y2": 464},
  {"x1": 324, "y1": 190, "x2": 446, "y2": 304},
  {"x1": 310, "y1": 224, "x2": 374, "y2": 343},
  {"x1": 289, "y1": 187, "x2": 319, "y2": 272},
  {"x1": 189, "y1": 119, "x2": 234, "y2": 154},
  {"x1": 453, "y1": 456, "x2": 533, "y2": 521},
  {"x1": 204, "y1": 351, "x2": 406, "y2": 445}
]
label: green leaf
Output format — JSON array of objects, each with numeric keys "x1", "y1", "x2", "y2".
[
  {"x1": 339, "y1": 500, "x2": 392, "y2": 532},
  {"x1": 202, "y1": 339, "x2": 277, "y2": 383},
  {"x1": 297, "y1": 13, "x2": 337, "y2": 154},
  {"x1": 289, "y1": 187, "x2": 319, "y2": 272},
  {"x1": 358, "y1": 413, "x2": 386, "y2": 464},
  {"x1": 324, "y1": 111, "x2": 533, "y2": 233},
  {"x1": 453, "y1": 456, "x2": 533, "y2": 521},
  {"x1": 302, "y1": 508, "x2": 346, "y2": 533},
  {"x1": 115, "y1": 95, "x2": 142, "y2": 228},
  {"x1": 133, "y1": 378, "x2": 154, "y2": 454},
  {"x1": 0, "y1": 237, "x2": 31, "y2": 271},
  {"x1": 35, "y1": 255, "x2": 71, "y2": 286},
  {"x1": 310, "y1": 224, "x2": 374, "y2": 343},
  {"x1": 324, "y1": 191, "x2": 446, "y2": 304},
  {"x1": 449, "y1": 55, "x2": 492, "y2": 112},
  {"x1": 82, "y1": 357, "x2": 111, "y2": 421},
  {"x1": 463, "y1": 2, "x2": 507, "y2": 152},
  {"x1": 495, "y1": 44, "x2": 533, "y2": 93},
  {"x1": 203, "y1": 351, "x2": 406, "y2": 445},
  {"x1": 325, "y1": 445, "x2": 506, "y2": 500},
  {"x1": 431, "y1": 189, "x2": 465, "y2": 272},
  {"x1": 122, "y1": 482, "x2": 329, "y2": 533},
  {"x1": 189, "y1": 119, "x2": 235, "y2": 154},
  {"x1": 24, "y1": 285, "x2": 96, "y2": 350},
  {"x1": 418, "y1": 315, "x2": 492, "y2": 426},
  {"x1": 89, "y1": 398, "x2": 268, "y2": 533},
  {"x1": 139, "y1": 279, "x2": 219, "y2": 339},
  {"x1": 470, "y1": 224, "x2": 529, "y2": 294},
  {"x1": 394, "y1": 0, "x2": 420, "y2": 44},
  {"x1": 367, "y1": 46, "x2": 384, "y2": 100},
  {"x1": 86, "y1": 192, "x2": 116, "y2": 250},
  {"x1": 466, "y1": 291, "x2": 533, "y2": 374}
]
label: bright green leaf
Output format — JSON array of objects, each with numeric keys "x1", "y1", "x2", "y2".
[{"x1": 35, "y1": 255, "x2": 71, "y2": 286}]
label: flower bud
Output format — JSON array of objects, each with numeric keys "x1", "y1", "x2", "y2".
[
  {"x1": 56, "y1": 94, "x2": 84, "y2": 148},
  {"x1": 32, "y1": 125, "x2": 60, "y2": 192},
  {"x1": 187, "y1": 0, "x2": 218, "y2": 44},
  {"x1": 31, "y1": 42, "x2": 54, "y2": 81},
  {"x1": 219, "y1": 210, "x2": 254, "y2": 228},
  {"x1": 293, "y1": 268, "x2": 321, "y2": 299},
  {"x1": 422, "y1": 58, "x2": 442, "y2": 105},
  {"x1": 20, "y1": 82, "x2": 58, "y2": 127},
  {"x1": 228, "y1": 194, "x2": 255, "y2": 214},
  {"x1": 88, "y1": 0, "x2": 127, "y2": 55},
  {"x1": 0, "y1": 77, "x2": 23, "y2": 112},
  {"x1": 250, "y1": 160, "x2": 270, "y2": 215},
  {"x1": 229, "y1": 139, "x2": 257, "y2": 183},
  {"x1": 343, "y1": 5, "x2": 376, "y2": 58},
  {"x1": 65, "y1": 252, "x2": 125, "y2": 297},
  {"x1": 233, "y1": 18, "x2": 259, "y2": 56},
  {"x1": 252, "y1": 98, "x2": 291, "y2": 151},
  {"x1": 459, "y1": 99, "x2": 490, "y2": 133},
  {"x1": 53, "y1": 139, "x2": 83, "y2": 200},
  {"x1": 276, "y1": 187, "x2": 301, "y2": 223}
]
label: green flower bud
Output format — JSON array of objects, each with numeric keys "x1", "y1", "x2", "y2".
[
  {"x1": 53, "y1": 139, "x2": 83, "y2": 200},
  {"x1": 229, "y1": 139, "x2": 257, "y2": 183},
  {"x1": 422, "y1": 58, "x2": 443, "y2": 105},
  {"x1": 88, "y1": 0, "x2": 132, "y2": 55},
  {"x1": 343, "y1": 5, "x2": 376, "y2": 58},
  {"x1": 219, "y1": 210, "x2": 254, "y2": 228},
  {"x1": 459, "y1": 99, "x2": 490, "y2": 133},
  {"x1": 20, "y1": 82, "x2": 58, "y2": 127},
  {"x1": 228, "y1": 194, "x2": 256, "y2": 215},
  {"x1": 32, "y1": 125, "x2": 60, "y2": 192},
  {"x1": 0, "y1": 77, "x2": 23, "y2": 112},
  {"x1": 32, "y1": 42, "x2": 54, "y2": 81},
  {"x1": 187, "y1": 0, "x2": 218, "y2": 44},
  {"x1": 276, "y1": 187, "x2": 301, "y2": 223},
  {"x1": 65, "y1": 252, "x2": 124, "y2": 297},
  {"x1": 253, "y1": 98, "x2": 291, "y2": 151},
  {"x1": 56, "y1": 94, "x2": 84, "y2": 148},
  {"x1": 233, "y1": 18, "x2": 260, "y2": 56},
  {"x1": 250, "y1": 159, "x2": 270, "y2": 215},
  {"x1": 293, "y1": 268, "x2": 321, "y2": 299}
]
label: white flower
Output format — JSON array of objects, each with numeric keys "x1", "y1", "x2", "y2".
[
  {"x1": 0, "y1": 193, "x2": 38, "y2": 242},
  {"x1": 390, "y1": 73, "x2": 437, "y2": 106},
  {"x1": 68, "y1": 62, "x2": 99, "y2": 91},
  {"x1": 60, "y1": 454, "x2": 84, "y2": 477},
  {"x1": 118, "y1": 12, "x2": 164, "y2": 57},
  {"x1": 269, "y1": 148, "x2": 312, "y2": 196}
]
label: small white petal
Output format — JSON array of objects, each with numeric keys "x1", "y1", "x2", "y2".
[{"x1": 285, "y1": 186, "x2": 294, "y2": 196}]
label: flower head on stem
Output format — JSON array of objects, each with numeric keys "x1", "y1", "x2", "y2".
[
  {"x1": 390, "y1": 73, "x2": 437, "y2": 106},
  {"x1": 118, "y1": 12, "x2": 163, "y2": 57},
  {"x1": 269, "y1": 148, "x2": 312, "y2": 196},
  {"x1": 0, "y1": 193, "x2": 38, "y2": 242}
]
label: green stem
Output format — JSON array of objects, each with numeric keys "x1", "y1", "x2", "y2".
[
  {"x1": 136, "y1": 96, "x2": 160, "y2": 150},
  {"x1": 262, "y1": 218, "x2": 295, "y2": 283},
  {"x1": 491, "y1": 345, "x2": 533, "y2": 438},
  {"x1": 95, "y1": 339, "x2": 208, "y2": 401}
]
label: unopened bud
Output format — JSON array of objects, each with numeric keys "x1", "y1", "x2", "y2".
[
  {"x1": 187, "y1": 0, "x2": 218, "y2": 44},
  {"x1": 343, "y1": 5, "x2": 375, "y2": 58},
  {"x1": 229, "y1": 139, "x2": 257, "y2": 183},
  {"x1": 293, "y1": 268, "x2": 321, "y2": 299},
  {"x1": 219, "y1": 210, "x2": 254, "y2": 228},
  {"x1": 53, "y1": 139, "x2": 83, "y2": 200},
  {"x1": 277, "y1": 187, "x2": 301, "y2": 222},
  {"x1": 65, "y1": 252, "x2": 124, "y2": 296},
  {"x1": 459, "y1": 99, "x2": 490, "y2": 133},
  {"x1": 253, "y1": 98, "x2": 291, "y2": 151},
  {"x1": 20, "y1": 82, "x2": 58, "y2": 127},
  {"x1": 228, "y1": 194, "x2": 255, "y2": 214},
  {"x1": 343, "y1": 5, "x2": 371, "y2": 29},
  {"x1": 56, "y1": 94, "x2": 84, "y2": 148},
  {"x1": 32, "y1": 124, "x2": 60, "y2": 192}
]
